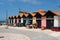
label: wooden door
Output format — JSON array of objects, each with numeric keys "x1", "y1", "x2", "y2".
[
  {"x1": 47, "y1": 20, "x2": 54, "y2": 29},
  {"x1": 41, "y1": 16, "x2": 46, "y2": 29},
  {"x1": 32, "y1": 17, "x2": 36, "y2": 24}
]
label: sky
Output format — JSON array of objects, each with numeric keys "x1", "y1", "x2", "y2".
[{"x1": 0, "y1": 0, "x2": 60, "y2": 21}]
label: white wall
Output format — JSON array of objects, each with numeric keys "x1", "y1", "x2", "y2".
[
  {"x1": 58, "y1": 16, "x2": 60, "y2": 27},
  {"x1": 21, "y1": 18, "x2": 23, "y2": 23},
  {"x1": 54, "y1": 16, "x2": 59, "y2": 27}
]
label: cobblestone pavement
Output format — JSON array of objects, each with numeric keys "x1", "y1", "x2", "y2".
[{"x1": 0, "y1": 26, "x2": 59, "y2": 40}]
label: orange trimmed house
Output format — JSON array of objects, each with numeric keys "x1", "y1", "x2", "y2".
[{"x1": 8, "y1": 10, "x2": 60, "y2": 31}]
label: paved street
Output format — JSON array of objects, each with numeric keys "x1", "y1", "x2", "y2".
[{"x1": 0, "y1": 26, "x2": 59, "y2": 40}]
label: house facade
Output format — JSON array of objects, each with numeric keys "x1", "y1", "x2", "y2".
[{"x1": 8, "y1": 10, "x2": 60, "y2": 30}]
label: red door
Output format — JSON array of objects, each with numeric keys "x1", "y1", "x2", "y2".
[{"x1": 41, "y1": 16, "x2": 46, "y2": 29}]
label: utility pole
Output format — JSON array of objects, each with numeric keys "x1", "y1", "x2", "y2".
[{"x1": 5, "y1": 10, "x2": 8, "y2": 29}]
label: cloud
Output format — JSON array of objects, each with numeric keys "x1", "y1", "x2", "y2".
[
  {"x1": 20, "y1": 0, "x2": 41, "y2": 4},
  {"x1": 8, "y1": 0, "x2": 16, "y2": 2},
  {"x1": 8, "y1": 3, "x2": 13, "y2": 6},
  {"x1": 7, "y1": 0, "x2": 41, "y2": 4}
]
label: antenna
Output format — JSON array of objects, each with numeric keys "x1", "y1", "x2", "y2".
[
  {"x1": 19, "y1": 8, "x2": 21, "y2": 11},
  {"x1": 25, "y1": 6, "x2": 27, "y2": 12},
  {"x1": 19, "y1": 8, "x2": 22, "y2": 11},
  {"x1": 19, "y1": 8, "x2": 23, "y2": 13},
  {"x1": 6, "y1": 10, "x2": 8, "y2": 20}
]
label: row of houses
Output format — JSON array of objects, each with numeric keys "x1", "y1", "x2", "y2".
[{"x1": 8, "y1": 10, "x2": 60, "y2": 30}]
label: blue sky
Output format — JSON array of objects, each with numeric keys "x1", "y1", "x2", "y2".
[{"x1": 0, "y1": 0, "x2": 60, "y2": 21}]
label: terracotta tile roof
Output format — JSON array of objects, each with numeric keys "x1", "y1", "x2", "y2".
[
  {"x1": 9, "y1": 10, "x2": 60, "y2": 19},
  {"x1": 49, "y1": 10, "x2": 60, "y2": 16},
  {"x1": 37, "y1": 10, "x2": 46, "y2": 16},
  {"x1": 16, "y1": 15, "x2": 19, "y2": 18},
  {"x1": 30, "y1": 12, "x2": 37, "y2": 17},
  {"x1": 9, "y1": 16, "x2": 13, "y2": 18},
  {"x1": 19, "y1": 10, "x2": 24, "y2": 13},
  {"x1": 19, "y1": 12, "x2": 24, "y2": 17},
  {"x1": 24, "y1": 12, "x2": 29, "y2": 17}
]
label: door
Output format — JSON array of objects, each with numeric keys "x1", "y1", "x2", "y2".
[
  {"x1": 25, "y1": 18, "x2": 29, "y2": 25},
  {"x1": 47, "y1": 20, "x2": 54, "y2": 29},
  {"x1": 32, "y1": 17, "x2": 36, "y2": 24},
  {"x1": 41, "y1": 16, "x2": 46, "y2": 28},
  {"x1": 37, "y1": 20, "x2": 41, "y2": 28}
]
